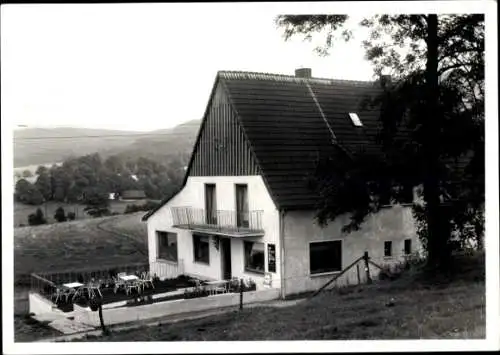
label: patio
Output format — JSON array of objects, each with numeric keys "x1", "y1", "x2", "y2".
[{"x1": 30, "y1": 264, "x2": 258, "y2": 312}]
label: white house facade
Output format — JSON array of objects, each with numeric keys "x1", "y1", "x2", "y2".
[{"x1": 143, "y1": 69, "x2": 421, "y2": 298}]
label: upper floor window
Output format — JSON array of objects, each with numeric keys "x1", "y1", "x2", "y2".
[
  {"x1": 235, "y1": 184, "x2": 249, "y2": 228},
  {"x1": 205, "y1": 184, "x2": 217, "y2": 225}
]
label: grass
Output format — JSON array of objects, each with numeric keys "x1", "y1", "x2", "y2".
[
  {"x1": 13, "y1": 212, "x2": 148, "y2": 342},
  {"x1": 14, "y1": 200, "x2": 149, "y2": 227},
  {"x1": 72, "y1": 253, "x2": 485, "y2": 341},
  {"x1": 14, "y1": 212, "x2": 148, "y2": 284}
]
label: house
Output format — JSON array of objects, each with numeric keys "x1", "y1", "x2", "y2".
[
  {"x1": 142, "y1": 68, "x2": 421, "y2": 298},
  {"x1": 120, "y1": 190, "x2": 146, "y2": 200}
]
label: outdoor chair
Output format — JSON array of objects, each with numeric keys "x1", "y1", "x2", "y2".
[
  {"x1": 125, "y1": 281, "x2": 141, "y2": 295},
  {"x1": 139, "y1": 272, "x2": 155, "y2": 290},
  {"x1": 113, "y1": 276, "x2": 126, "y2": 294},
  {"x1": 53, "y1": 287, "x2": 74, "y2": 304}
]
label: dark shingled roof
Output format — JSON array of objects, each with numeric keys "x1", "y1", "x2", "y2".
[
  {"x1": 143, "y1": 70, "x2": 384, "y2": 221},
  {"x1": 220, "y1": 71, "x2": 383, "y2": 210}
]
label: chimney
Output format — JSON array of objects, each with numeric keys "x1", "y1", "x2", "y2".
[{"x1": 295, "y1": 68, "x2": 312, "y2": 78}]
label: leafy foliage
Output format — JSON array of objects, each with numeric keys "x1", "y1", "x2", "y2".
[
  {"x1": 15, "y1": 179, "x2": 44, "y2": 205},
  {"x1": 276, "y1": 14, "x2": 485, "y2": 269}
]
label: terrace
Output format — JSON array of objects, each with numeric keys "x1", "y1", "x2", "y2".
[{"x1": 29, "y1": 263, "x2": 258, "y2": 313}]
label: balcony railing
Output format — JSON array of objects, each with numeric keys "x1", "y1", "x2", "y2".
[{"x1": 171, "y1": 207, "x2": 264, "y2": 236}]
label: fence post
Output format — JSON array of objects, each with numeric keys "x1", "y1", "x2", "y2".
[
  {"x1": 363, "y1": 251, "x2": 372, "y2": 284},
  {"x1": 356, "y1": 263, "x2": 361, "y2": 285},
  {"x1": 239, "y1": 279, "x2": 244, "y2": 310}
]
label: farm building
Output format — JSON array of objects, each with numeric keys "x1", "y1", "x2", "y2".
[
  {"x1": 120, "y1": 190, "x2": 146, "y2": 200},
  {"x1": 142, "y1": 69, "x2": 421, "y2": 298}
]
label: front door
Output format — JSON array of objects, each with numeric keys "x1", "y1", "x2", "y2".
[{"x1": 220, "y1": 238, "x2": 232, "y2": 280}]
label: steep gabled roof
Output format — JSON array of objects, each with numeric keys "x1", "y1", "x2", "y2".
[{"x1": 143, "y1": 70, "x2": 383, "y2": 221}]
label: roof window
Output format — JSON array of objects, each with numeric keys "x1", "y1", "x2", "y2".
[{"x1": 349, "y1": 113, "x2": 363, "y2": 127}]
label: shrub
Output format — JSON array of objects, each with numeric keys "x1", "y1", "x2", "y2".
[
  {"x1": 54, "y1": 206, "x2": 67, "y2": 222},
  {"x1": 28, "y1": 208, "x2": 47, "y2": 226},
  {"x1": 67, "y1": 212, "x2": 76, "y2": 221}
]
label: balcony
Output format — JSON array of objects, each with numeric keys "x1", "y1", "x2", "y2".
[{"x1": 170, "y1": 207, "x2": 264, "y2": 237}]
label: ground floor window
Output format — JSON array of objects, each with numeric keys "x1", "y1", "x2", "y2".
[
  {"x1": 193, "y1": 234, "x2": 210, "y2": 264},
  {"x1": 310, "y1": 240, "x2": 342, "y2": 274},
  {"x1": 244, "y1": 241, "x2": 265, "y2": 273},
  {"x1": 157, "y1": 231, "x2": 178, "y2": 262},
  {"x1": 404, "y1": 239, "x2": 412, "y2": 255},
  {"x1": 384, "y1": 241, "x2": 393, "y2": 257}
]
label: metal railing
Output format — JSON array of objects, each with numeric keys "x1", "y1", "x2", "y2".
[
  {"x1": 30, "y1": 262, "x2": 150, "y2": 302},
  {"x1": 171, "y1": 207, "x2": 264, "y2": 234}
]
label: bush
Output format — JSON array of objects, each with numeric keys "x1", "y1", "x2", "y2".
[
  {"x1": 54, "y1": 206, "x2": 67, "y2": 222},
  {"x1": 67, "y1": 212, "x2": 76, "y2": 221},
  {"x1": 28, "y1": 208, "x2": 47, "y2": 226}
]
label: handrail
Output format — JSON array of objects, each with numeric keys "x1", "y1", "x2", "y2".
[{"x1": 310, "y1": 255, "x2": 365, "y2": 298}]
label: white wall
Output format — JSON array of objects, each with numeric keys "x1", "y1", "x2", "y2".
[
  {"x1": 282, "y1": 205, "x2": 422, "y2": 296},
  {"x1": 147, "y1": 175, "x2": 281, "y2": 291}
]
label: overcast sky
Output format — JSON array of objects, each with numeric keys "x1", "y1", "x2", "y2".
[{"x1": 1, "y1": 3, "x2": 377, "y2": 132}]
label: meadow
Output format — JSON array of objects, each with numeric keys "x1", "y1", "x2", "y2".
[{"x1": 13, "y1": 200, "x2": 148, "y2": 227}]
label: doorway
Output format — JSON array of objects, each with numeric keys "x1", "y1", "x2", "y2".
[{"x1": 220, "y1": 238, "x2": 232, "y2": 280}]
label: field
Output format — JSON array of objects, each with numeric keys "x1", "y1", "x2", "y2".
[
  {"x1": 14, "y1": 212, "x2": 148, "y2": 282},
  {"x1": 76, "y1": 253, "x2": 485, "y2": 341},
  {"x1": 13, "y1": 200, "x2": 148, "y2": 227},
  {"x1": 13, "y1": 212, "x2": 148, "y2": 341}
]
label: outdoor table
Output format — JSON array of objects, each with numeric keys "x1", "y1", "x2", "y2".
[
  {"x1": 119, "y1": 274, "x2": 141, "y2": 294},
  {"x1": 204, "y1": 280, "x2": 229, "y2": 295},
  {"x1": 119, "y1": 275, "x2": 139, "y2": 282},
  {"x1": 63, "y1": 282, "x2": 84, "y2": 289}
]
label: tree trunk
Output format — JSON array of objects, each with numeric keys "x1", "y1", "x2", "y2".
[{"x1": 423, "y1": 14, "x2": 451, "y2": 272}]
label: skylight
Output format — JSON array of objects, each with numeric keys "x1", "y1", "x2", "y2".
[{"x1": 349, "y1": 113, "x2": 363, "y2": 127}]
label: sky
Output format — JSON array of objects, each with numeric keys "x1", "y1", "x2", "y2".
[{"x1": 1, "y1": 3, "x2": 376, "y2": 132}]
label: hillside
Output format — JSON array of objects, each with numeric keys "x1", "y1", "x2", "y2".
[{"x1": 13, "y1": 120, "x2": 201, "y2": 168}]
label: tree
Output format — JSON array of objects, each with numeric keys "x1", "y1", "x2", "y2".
[
  {"x1": 22, "y1": 169, "x2": 33, "y2": 178},
  {"x1": 276, "y1": 14, "x2": 484, "y2": 271},
  {"x1": 83, "y1": 188, "x2": 110, "y2": 218},
  {"x1": 28, "y1": 208, "x2": 47, "y2": 226},
  {"x1": 35, "y1": 170, "x2": 52, "y2": 201},
  {"x1": 54, "y1": 206, "x2": 67, "y2": 223},
  {"x1": 15, "y1": 179, "x2": 44, "y2": 205}
]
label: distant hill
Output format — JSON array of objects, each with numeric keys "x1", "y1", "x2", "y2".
[
  {"x1": 13, "y1": 121, "x2": 201, "y2": 168},
  {"x1": 107, "y1": 119, "x2": 200, "y2": 166}
]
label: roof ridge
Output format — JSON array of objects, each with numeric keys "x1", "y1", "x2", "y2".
[{"x1": 217, "y1": 70, "x2": 376, "y2": 86}]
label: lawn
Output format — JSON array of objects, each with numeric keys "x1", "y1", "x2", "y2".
[{"x1": 75, "y1": 253, "x2": 485, "y2": 341}]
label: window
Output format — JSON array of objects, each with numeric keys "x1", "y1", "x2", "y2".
[
  {"x1": 404, "y1": 239, "x2": 412, "y2": 255},
  {"x1": 157, "y1": 231, "x2": 178, "y2": 262},
  {"x1": 193, "y1": 234, "x2": 210, "y2": 264},
  {"x1": 310, "y1": 241, "x2": 342, "y2": 274},
  {"x1": 205, "y1": 184, "x2": 217, "y2": 224},
  {"x1": 349, "y1": 112, "x2": 363, "y2": 127},
  {"x1": 384, "y1": 241, "x2": 393, "y2": 257},
  {"x1": 236, "y1": 184, "x2": 249, "y2": 228},
  {"x1": 244, "y1": 241, "x2": 265, "y2": 273}
]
